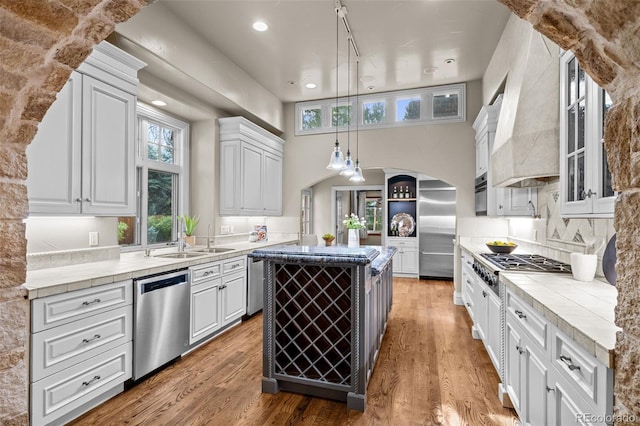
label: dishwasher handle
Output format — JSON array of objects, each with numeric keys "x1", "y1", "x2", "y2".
[{"x1": 136, "y1": 270, "x2": 189, "y2": 295}]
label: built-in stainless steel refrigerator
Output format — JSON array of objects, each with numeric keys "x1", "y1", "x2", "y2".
[{"x1": 418, "y1": 179, "x2": 456, "y2": 279}]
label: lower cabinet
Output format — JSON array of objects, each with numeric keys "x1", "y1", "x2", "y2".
[
  {"x1": 504, "y1": 287, "x2": 613, "y2": 425},
  {"x1": 30, "y1": 280, "x2": 133, "y2": 425},
  {"x1": 189, "y1": 256, "x2": 247, "y2": 345},
  {"x1": 388, "y1": 237, "x2": 418, "y2": 276}
]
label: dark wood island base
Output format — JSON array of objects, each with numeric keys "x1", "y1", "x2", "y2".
[{"x1": 249, "y1": 245, "x2": 396, "y2": 412}]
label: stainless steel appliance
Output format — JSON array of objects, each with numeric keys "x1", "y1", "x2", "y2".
[
  {"x1": 475, "y1": 173, "x2": 488, "y2": 216},
  {"x1": 133, "y1": 269, "x2": 190, "y2": 380},
  {"x1": 473, "y1": 253, "x2": 572, "y2": 296},
  {"x1": 418, "y1": 179, "x2": 456, "y2": 279},
  {"x1": 247, "y1": 258, "x2": 264, "y2": 315}
]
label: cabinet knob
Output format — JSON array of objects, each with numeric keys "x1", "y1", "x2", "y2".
[
  {"x1": 581, "y1": 189, "x2": 596, "y2": 199},
  {"x1": 84, "y1": 198, "x2": 91, "y2": 202},
  {"x1": 516, "y1": 345, "x2": 525, "y2": 355},
  {"x1": 75, "y1": 198, "x2": 82, "y2": 203},
  {"x1": 546, "y1": 386, "x2": 555, "y2": 393},
  {"x1": 482, "y1": 290, "x2": 488, "y2": 298}
]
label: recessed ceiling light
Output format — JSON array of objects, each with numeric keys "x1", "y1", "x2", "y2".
[
  {"x1": 423, "y1": 67, "x2": 438, "y2": 74},
  {"x1": 253, "y1": 21, "x2": 268, "y2": 32},
  {"x1": 305, "y1": 83, "x2": 317, "y2": 89},
  {"x1": 444, "y1": 58, "x2": 456, "y2": 64},
  {"x1": 151, "y1": 100, "x2": 167, "y2": 107}
]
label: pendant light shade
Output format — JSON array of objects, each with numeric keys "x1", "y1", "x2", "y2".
[
  {"x1": 327, "y1": 140, "x2": 344, "y2": 170},
  {"x1": 340, "y1": 153, "x2": 355, "y2": 176},
  {"x1": 349, "y1": 160, "x2": 365, "y2": 182}
]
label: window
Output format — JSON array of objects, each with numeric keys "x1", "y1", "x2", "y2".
[
  {"x1": 363, "y1": 100, "x2": 385, "y2": 124},
  {"x1": 294, "y1": 83, "x2": 465, "y2": 135},
  {"x1": 364, "y1": 197, "x2": 382, "y2": 234},
  {"x1": 301, "y1": 189, "x2": 313, "y2": 235},
  {"x1": 118, "y1": 103, "x2": 189, "y2": 248},
  {"x1": 396, "y1": 97, "x2": 421, "y2": 121}
]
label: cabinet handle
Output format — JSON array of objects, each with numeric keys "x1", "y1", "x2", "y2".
[
  {"x1": 84, "y1": 198, "x2": 91, "y2": 202},
  {"x1": 482, "y1": 290, "x2": 488, "y2": 298},
  {"x1": 82, "y1": 298, "x2": 101, "y2": 306},
  {"x1": 514, "y1": 309, "x2": 526, "y2": 319},
  {"x1": 82, "y1": 334, "x2": 101, "y2": 344},
  {"x1": 516, "y1": 345, "x2": 524, "y2": 355},
  {"x1": 498, "y1": 205, "x2": 503, "y2": 209},
  {"x1": 546, "y1": 386, "x2": 555, "y2": 393},
  {"x1": 219, "y1": 285, "x2": 226, "y2": 290},
  {"x1": 75, "y1": 198, "x2": 82, "y2": 203},
  {"x1": 560, "y1": 355, "x2": 581, "y2": 371},
  {"x1": 82, "y1": 375, "x2": 101, "y2": 386},
  {"x1": 466, "y1": 303, "x2": 471, "y2": 307},
  {"x1": 231, "y1": 263, "x2": 241, "y2": 269}
]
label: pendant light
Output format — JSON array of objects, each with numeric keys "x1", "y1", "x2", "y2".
[
  {"x1": 350, "y1": 59, "x2": 365, "y2": 182},
  {"x1": 340, "y1": 37, "x2": 355, "y2": 177},
  {"x1": 327, "y1": 6, "x2": 345, "y2": 171}
]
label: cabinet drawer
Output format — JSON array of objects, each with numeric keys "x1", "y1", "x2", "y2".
[
  {"x1": 553, "y1": 329, "x2": 608, "y2": 411},
  {"x1": 31, "y1": 341, "x2": 132, "y2": 426},
  {"x1": 191, "y1": 262, "x2": 222, "y2": 285},
  {"x1": 31, "y1": 306, "x2": 132, "y2": 381},
  {"x1": 505, "y1": 289, "x2": 548, "y2": 351},
  {"x1": 32, "y1": 280, "x2": 132, "y2": 332},
  {"x1": 223, "y1": 256, "x2": 246, "y2": 274}
]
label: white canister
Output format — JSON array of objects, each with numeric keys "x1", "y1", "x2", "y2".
[
  {"x1": 570, "y1": 253, "x2": 597, "y2": 281},
  {"x1": 348, "y1": 228, "x2": 360, "y2": 248}
]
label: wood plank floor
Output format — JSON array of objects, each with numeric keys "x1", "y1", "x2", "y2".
[{"x1": 70, "y1": 278, "x2": 519, "y2": 426}]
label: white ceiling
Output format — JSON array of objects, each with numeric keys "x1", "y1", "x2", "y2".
[{"x1": 157, "y1": 0, "x2": 511, "y2": 105}]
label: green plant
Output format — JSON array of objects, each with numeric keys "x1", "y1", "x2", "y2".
[
  {"x1": 117, "y1": 221, "x2": 129, "y2": 243},
  {"x1": 181, "y1": 214, "x2": 200, "y2": 236},
  {"x1": 148, "y1": 215, "x2": 173, "y2": 242},
  {"x1": 343, "y1": 213, "x2": 366, "y2": 230},
  {"x1": 322, "y1": 233, "x2": 335, "y2": 241}
]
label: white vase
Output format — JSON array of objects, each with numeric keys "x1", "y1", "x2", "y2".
[{"x1": 348, "y1": 228, "x2": 360, "y2": 248}]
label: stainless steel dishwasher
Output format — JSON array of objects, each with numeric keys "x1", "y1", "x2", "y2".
[{"x1": 133, "y1": 269, "x2": 190, "y2": 380}]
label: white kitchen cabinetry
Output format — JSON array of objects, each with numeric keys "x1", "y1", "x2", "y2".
[
  {"x1": 472, "y1": 278, "x2": 501, "y2": 374},
  {"x1": 30, "y1": 280, "x2": 133, "y2": 425},
  {"x1": 189, "y1": 256, "x2": 247, "y2": 345},
  {"x1": 387, "y1": 237, "x2": 418, "y2": 276},
  {"x1": 504, "y1": 287, "x2": 613, "y2": 425},
  {"x1": 27, "y1": 41, "x2": 144, "y2": 216},
  {"x1": 559, "y1": 50, "x2": 615, "y2": 217},
  {"x1": 219, "y1": 117, "x2": 284, "y2": 216},
  {"x1": 473, "y1": 96, "x2": 538, "y2": 217},
  {"x1": 460, "y1": 250, "x2": 476, "y2": 321}
]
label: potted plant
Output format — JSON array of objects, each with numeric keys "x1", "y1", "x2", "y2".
[
  {"x1": 181, "y1": 214, "x2": 200, "y2": 247},
  {"x1": 322, "y1": 233, "x2": 335, "y2": 246},
  {"x1": 343, "y1": 213, "x2": 366, "y2": 248}
]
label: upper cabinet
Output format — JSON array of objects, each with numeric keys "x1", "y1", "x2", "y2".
[
  {"x1": 559, "y1": 51, "x2": 615, "y2": 217},
  {"x1": 219, "y1": 117, "x2": 284, "y2": 216},
  {"x1": 27, "y1": 42, "x2": 145, "y2": 216}
]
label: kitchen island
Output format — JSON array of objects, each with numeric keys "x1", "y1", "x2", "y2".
[{"x1": 248, "y1": 245, "x2": 396, "y2": 411}]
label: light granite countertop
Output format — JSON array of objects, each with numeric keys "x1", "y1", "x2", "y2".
[
  {"x1": 459, "y1": 241, "x2": 619, "y2": 368},
  {"x1": 24, "y1": 239, "x2": 298, "y2": 299}
]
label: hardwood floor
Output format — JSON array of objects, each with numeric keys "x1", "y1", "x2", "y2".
[{"x1": 70, "y1": 278, "x2": 519, "y2": 426}]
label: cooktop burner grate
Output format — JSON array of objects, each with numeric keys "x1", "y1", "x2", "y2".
[{"x1": 480, "y1": 253, "x2": 572, "y2": 273}]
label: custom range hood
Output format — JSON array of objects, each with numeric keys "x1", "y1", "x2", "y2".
[{"x1": 491, "y1": 25, "x2": 560, "y2": 188}]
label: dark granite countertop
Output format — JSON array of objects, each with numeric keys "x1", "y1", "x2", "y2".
[{"x1": 249, "y1": 245, "x2": 396, "y2": 274}]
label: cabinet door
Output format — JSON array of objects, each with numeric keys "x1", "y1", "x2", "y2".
[
  {"x1": 190, "y1": 278, "x2": 222, "y2": 344},
  {"x1": 81, "y1": 75, "x2": 136, "y2": 215},
  {"x1": 496, "y1": 187, "x2": 538, "y2": 216},
  {"x1": 392, "y1": 252, "x2": 403, "y2": 274},
  {"x1": 240, "y1": 143, "x2": 264, "y2": 215},
  {"x1": 27, "y1": 71, "x2": 82, "y2": 214},
  {"x1": 221, "y1": 272, "x2": 246, "y2": 326},
  {"x1": 523, "y1": 345, "x2": 550, "y2": 426},
  {"x1": 505, "y1": 322, "x2": 523, "y2": 413},
  {"x1": 474, "y1": 286, "x2": 488, "y2": 341},
  {"x1": 263, "y1": 151, "x2": 283, "y2": 215},
  {"x1": 486, "y1": 292, "x2": 501, "y2": 373},
  {"x1": 219, "y1": 141, "x2": 240, "y2": 215},
  {"x1": 401, "y1": 246, "x2": 419, "y2": 274},
  {"x1": 551, "y1": 383, "x2": 590, "y2": 426},
  {"x1": 476, "y1": 136, "x2": 489, "y2": 177}
]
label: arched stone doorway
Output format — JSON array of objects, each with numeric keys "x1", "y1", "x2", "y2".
[{"x1": 0, "y1": 0, "x2": 638, "y2": 423}]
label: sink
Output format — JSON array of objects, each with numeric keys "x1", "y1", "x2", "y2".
[
  {"x1": 155, "y1": 252, "x2": 209, "y2": 259},
  {"x1": 193, "y1": 247, "x2": 236, "y2": 254}
]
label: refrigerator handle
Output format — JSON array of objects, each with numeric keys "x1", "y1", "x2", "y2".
[{"x1": 421, "y1": 252, "x2": 454, "y2": 256}]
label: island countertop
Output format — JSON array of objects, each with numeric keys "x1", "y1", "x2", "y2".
[{"x1": 248, "y1": 245, "x2": 396, "y2": 274}]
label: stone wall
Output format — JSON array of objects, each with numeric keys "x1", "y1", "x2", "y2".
[
  {"x1": 498, "y1": 0, "x2": 640, "y2": 422},
  {"x1": 0, "y1": 0, "x2": 639, "y2": 424},
  {"x1": 0, "y1": 1, "x2": 148, "y2": 423}
]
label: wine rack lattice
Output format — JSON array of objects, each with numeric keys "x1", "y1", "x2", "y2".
[{"x1": 273, "y1": 264, "x2": 352, "y2": 385}]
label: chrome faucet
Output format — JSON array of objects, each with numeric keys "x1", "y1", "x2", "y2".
[
  {"x1": 207, "y1": 224, "x2": 212, "y2": 249},
  {"x1": 177, "y1": 217, "x2": 185, "y2": 252},
  {"x1": 528, "y1": 200, "x2": 539, "y2": 218}
]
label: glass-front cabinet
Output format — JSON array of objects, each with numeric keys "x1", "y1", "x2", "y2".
[{"x1": 560, "y1": 51, "x2": 615, "y2": 217}]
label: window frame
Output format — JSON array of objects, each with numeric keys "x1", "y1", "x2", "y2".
[
  {"x1": 295, "y1": 83, "x2": 465, "y2": 135},
  {"x1": 120, "y1": 103, "x2": 189, "y2": 250}
]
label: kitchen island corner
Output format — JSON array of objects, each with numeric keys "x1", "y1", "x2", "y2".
[{"x1": 248, "y1": 245, "x2": 396, "y2": 411}]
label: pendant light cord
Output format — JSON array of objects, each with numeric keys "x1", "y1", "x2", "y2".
[
  {"x1": 335, "y1": 8, "x2": 339, "y2": 143},
  {"x1": 346, "y1": 37, "x2": 350, "y2": 154},
  {"x1": 355, "y1": 59, "x2": 359, "y2": 161}
]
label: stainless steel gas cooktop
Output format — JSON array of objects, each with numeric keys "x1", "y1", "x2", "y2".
[{"x1": 480, "y1": 253, "x2": 572, "y2": 273}]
